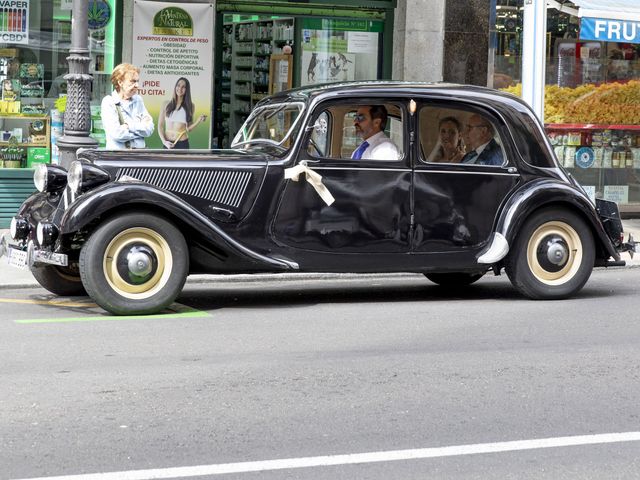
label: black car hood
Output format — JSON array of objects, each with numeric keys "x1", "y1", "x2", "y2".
[
  {"x1": 78, "y1": 148, "x2": 273, "y2": 166},
  {"x1": 75, "y1": 148, "x2": 274, "y2": 225}
]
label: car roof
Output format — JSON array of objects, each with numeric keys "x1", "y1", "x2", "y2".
[
  {"x1": 263, "y1": 81, "x2": 558, "y2": 172},
  {"x1": 269, "y1": 80, "x2": 526, "y2": 108}
]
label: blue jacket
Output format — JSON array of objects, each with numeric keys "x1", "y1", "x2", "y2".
[
  {"x1": 101, "y1": 91, "x2": 154, "y2": 149},
  {"x1": 462, "y1": 138, "x2": 504, "y2": 166}
]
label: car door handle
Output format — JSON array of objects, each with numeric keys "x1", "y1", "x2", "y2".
[{"x1": 209, "y1": 206, "x2": 237, "y2": 223}]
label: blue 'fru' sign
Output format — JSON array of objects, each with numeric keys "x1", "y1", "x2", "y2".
[{"x1": 580, "y1": 17, "x2": 640, "y2": 44}]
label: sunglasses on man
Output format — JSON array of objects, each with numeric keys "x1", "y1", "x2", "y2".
[{"x1": 354, "y1": 113, "x2": 368, "y2": 123}]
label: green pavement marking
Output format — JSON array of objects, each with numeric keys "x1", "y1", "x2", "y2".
[{"x1": 14, "y1": 305, "x2": 209, "y2": 324}]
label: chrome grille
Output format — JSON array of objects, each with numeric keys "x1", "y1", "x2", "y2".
[{"x1": 116, "y1": 168, "x2": 252, "y2": 208}]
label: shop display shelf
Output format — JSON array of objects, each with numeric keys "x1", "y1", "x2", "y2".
[
  {"x1": 547, "y1": 124, "x2": 640, "y2": 131},
  {"x1": 0, "y1": 142, "x2": 48, "y2": 148}
]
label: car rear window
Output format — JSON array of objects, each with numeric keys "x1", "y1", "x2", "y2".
[{"x1": 419, "y1": 105, "x2": 506, "y2": 167}]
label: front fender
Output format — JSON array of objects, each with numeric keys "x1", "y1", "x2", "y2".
[
  {"x1": 495, "y1": 178, "x2": 619, "y2": 261},
  {"x1": 60, "y1": 183, "x2": 298, "y2": 271}
]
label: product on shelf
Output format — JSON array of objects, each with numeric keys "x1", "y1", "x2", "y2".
[
  {"x1": 546, "y1": 125, "x2": 640, "y2": 170},
  {"x1": 2, "y1": 79, "x2": 19, "y2": 100},
  {"x1": 1, "y1": 137, "x2": 26, "y2": 168},
  {"x1": 27, "y1": 147, "x2": 50, "y2": 168}
]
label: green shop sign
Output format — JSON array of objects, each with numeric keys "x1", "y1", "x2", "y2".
[
  {"x1": 88, "y1": 0, "x2": 111, "y2": 30},
  {"x1": 153, "y1": 7, "x2": 193, "y2": 36},
  {"x1": 303, "y1": 18, "x2": 383, "y2": 32}
]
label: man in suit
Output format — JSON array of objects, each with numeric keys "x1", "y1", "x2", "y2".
[
  {"x1": 351, "y1": 105, "x2": 400, "y2": 160},
  {"x1": 461, "y1": 114, "x2": 504, "y2": 166}
]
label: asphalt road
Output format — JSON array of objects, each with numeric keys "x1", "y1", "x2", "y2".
[{"x1": 3, "y1": 268, "x2": 640, "y2": 479}]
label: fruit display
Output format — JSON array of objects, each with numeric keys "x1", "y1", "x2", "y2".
[{"x1": 502, "y1": 81, "x2": 640, "y2": 125}]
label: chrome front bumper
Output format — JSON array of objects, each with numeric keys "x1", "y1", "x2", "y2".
[{"x1": 0, "y1": 235, "x2": 68, "y2": 269}]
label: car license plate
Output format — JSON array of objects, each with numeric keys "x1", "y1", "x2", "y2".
[{"x1": 6, "y1": 246, "x2": 28, "y2": 269}]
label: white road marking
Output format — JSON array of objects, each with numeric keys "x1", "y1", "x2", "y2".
[{"x1": 14, "y1": 431, "x2": 640, "y2": 480}]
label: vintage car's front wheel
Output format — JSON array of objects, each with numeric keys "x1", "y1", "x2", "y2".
[
  {"x1": 31, "y1": 264, "x2": 86, "y2": 296},
  {"x1": 79, "y1": 213, "x2": 189, "y2": 315},
  {"x1": 505, "y1": 208, "x2": 595, "y2": 299},
  {"x1": 424, "y1": 272, "x2": 485, "y2": 287}
]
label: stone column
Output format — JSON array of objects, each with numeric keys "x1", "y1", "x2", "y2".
[
  {"x1": 393, "y1": 0, "x2": 446, "y2": 82},
  {"x1": 442, "y1": 0, "x2": 495, "y2": 86},
  {"x1": 57, "y1": 0, "x2": 98, "y2": 169}
]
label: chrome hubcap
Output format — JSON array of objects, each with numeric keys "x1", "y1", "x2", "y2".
[
  {"x1": 544, "y1": 236, "x2": 569, "y2": 267},
  {"x1": 126, "y1": 246, "x2": 155, "y2": 278}
]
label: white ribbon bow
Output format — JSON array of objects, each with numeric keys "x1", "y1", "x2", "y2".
[{"x1": 284, "y1": 161, "x2": 335, "y2": 206}]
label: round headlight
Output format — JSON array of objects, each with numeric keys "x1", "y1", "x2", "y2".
[
  {"x1": 10, "y1": 216, "x2": 29, "y2": 241},
  {"x1": 36, "y1": 222, "x2": 58, "y2": 247},
  {"x1": 36, "y1": 222, "x2": 44, "y2": 246},
  {"x1": 67, "y1": 161, "x2": 83, "y2": 194},
  {"x1": 33, "y1": 164, "x2": 68, "y2": 193},
  {"x1": 34, "y1": 163, "x2": 48, "y2": 192}
]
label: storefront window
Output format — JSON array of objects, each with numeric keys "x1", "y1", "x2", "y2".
[
  {"x1": 493, "y1": 1, "x2": 523, "y2": 88},
  {"x1": 299, "y1": 19, "x2": 381, "y2": 86},
  {"x1": 217, "y1": 13, "x2": 387, "y2": 147},
  {"x1": 493, "y1": 0, "x2": 640, "y2": 208},
  {"x1": 0, "y1": 0, "x2": 116, "y2": 168}
]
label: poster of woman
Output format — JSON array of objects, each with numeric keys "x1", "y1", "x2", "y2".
[
  {"x1": 132, "y1": 1, "x2": 213, "y2": 149},
  {"x1": 158, "y1": 77, "x2": 207, "y2": 149}
]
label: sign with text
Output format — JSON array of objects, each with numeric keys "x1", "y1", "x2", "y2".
[
  {"x1": 580, "y1": 17, "x2": 640, "y2": 44},
  {"x1": 604, "y1": 185, "x2": 629, "y2": 204},
  {"x1": 132, "y1": 0, "x2": 213, "y2": 149},
  {"x1": 301, "y1": 18, "x2": 382, "y2": 87},
  {"x1": 0, "y1": 0, "x2": 29, "y2": 45},
  {"x1": 582, "y1": 185, "x2": 596, "y2": 203}
]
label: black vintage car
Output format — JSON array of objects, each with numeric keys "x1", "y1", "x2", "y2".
[{"x1": 1, "y1": 82, "x2": 634, "y2": 314}]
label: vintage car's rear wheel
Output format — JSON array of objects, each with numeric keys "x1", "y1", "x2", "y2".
[
  {"x1": 424, "y1": 272, "x2": 484, "y2": 287},
  {"x1": 31, "y1": 264, "x2": 86, "y2": 296},
  {"x1": 505, "y1": 208, "x2": 594, "y2": 299},
  {"x1": 79, "y1": 213, "x2": 188, "y2": 315}
]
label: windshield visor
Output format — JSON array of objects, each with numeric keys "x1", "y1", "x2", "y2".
[{"x1": 231, "y1": 102, "x2": 305, "y2": 151}]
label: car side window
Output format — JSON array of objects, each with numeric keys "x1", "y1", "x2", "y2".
[
  {"x1": 419, "y1": 105, "x2": 506, "y2": 167},
  {"x1": 306, "y1": 103, "x2": 404, "y2": 161}
]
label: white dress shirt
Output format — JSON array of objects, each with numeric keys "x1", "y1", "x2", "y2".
[{"x1": 360, "y1": 131, "x2": 400, "y2": 160}]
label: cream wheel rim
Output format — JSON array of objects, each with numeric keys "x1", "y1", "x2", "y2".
[
  {"x1": 102, "y1": 227, "x2": 173, "y2": 300},
  {"x1": 527, "y1": 221, "x2": 582, "y2": 286}
]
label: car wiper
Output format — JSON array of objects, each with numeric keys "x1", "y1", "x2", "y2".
[
  {"x1": 264, "y1": 104, "x2": 288, "y2": 120},
  {"x1": 232, "y1": 138, "x2": 281, "y2": 148}
]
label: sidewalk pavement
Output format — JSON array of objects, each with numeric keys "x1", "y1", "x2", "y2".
[{"x1": 1, "y1": 221, "x2": 640, "y2": 290}]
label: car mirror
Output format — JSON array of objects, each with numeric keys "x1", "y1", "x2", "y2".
[{"x1": 306, "y1": 117, "x2": 328, "y2": 135}]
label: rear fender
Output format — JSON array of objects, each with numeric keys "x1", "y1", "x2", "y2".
[
  {"x1": 496, "y1": 179, "x2": 620, "y2": 261},
  {"x1": 60, "y1": 183, "x2": 297, "y2": 270}
]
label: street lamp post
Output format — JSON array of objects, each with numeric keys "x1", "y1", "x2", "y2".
[{"x1": 57, "y1": 0, "x2": 98, "y2": 169}]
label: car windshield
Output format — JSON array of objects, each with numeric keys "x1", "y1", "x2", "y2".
[{"x1": 231, "y1": 102, "x2": 305, "y2": 152}]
